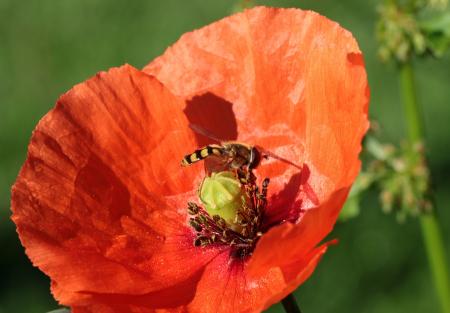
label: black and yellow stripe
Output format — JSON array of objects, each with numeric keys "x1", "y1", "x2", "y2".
[{"x1": 181, "y1": 145, "x2": 223, "y2": 166}]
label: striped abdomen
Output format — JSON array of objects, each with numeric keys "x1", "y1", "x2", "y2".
[{"x1": 181, "y1": 145, "x2": 223, "y2": 166}]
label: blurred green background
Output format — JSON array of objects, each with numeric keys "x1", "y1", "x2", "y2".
[{"x1": 1, "y1": 0, "x2": 449, "y2": 312}]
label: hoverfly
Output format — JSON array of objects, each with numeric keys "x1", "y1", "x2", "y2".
[
  {"x1": 181, "y1": 124, "x2": 302, "y2": 176},
  {"x1": 181, "y1": 141, "x2": 260, "y2": 170}
]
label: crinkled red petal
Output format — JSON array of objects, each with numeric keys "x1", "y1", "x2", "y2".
[
  {"x1": 144, "y1": 5, "x2": 369, "y2": 288},
  {"x1": 68, "y1": 242, "x2": 331, "y2": 313},
  {"x1": 11, "y1": 65, "x2": 223, "y2": 305}
]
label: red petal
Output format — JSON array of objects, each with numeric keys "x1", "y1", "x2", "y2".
[
  {"x1": 69, "y1": 243, "x2": 330, "y2": 313},
  {"x1": 144, "y1": 5, "x2": 368, "y2": 282},
  {"x1": 249, "y1": 188, "x2": 349, "y2": 276},
  {"x1": 187, "y1": 243, "x2": 331, "y2": 313},
  {"x1": 144, "y1": 6, "x2": 368, "y2": 196},
  {"x1": 11, "y1": 65, "x2": 221, "y2": 304}
]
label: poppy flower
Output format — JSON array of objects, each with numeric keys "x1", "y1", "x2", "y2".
[{"x1": 11, "y1": 6, "x2": 369, "y2": 313}]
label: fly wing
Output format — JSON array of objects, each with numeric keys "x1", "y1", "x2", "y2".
[
  {"x1": 188, "y1": 124, "x2": 230, "y2": 174},
  {"x1": 189, "y1": 123, "x2": 222, "y2": 144},
  {"x1": 203, "y1": 155, "x2": 229, "y2": 175}
]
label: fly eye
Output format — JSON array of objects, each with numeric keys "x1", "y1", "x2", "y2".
[{"x1": 249, "y1": 147, "x2": 261, "y2": 169}]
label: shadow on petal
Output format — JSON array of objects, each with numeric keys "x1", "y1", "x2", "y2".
[
  {"x1": 263, "y1": 164, "x2": 319, "y2": 228},
  {"x1": 184, "y1": 92, "x2": 237, "y2": 146},
  {"x1": 76, "y1": 266, "x2": 206, "y2": 310},
  {"x1": 73, "y1": 154, "x2": 131, "y2": 223}
]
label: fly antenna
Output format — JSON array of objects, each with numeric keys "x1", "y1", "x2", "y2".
[{"x1": 257, "y1": 147, "x2": 303, "y2": 170}]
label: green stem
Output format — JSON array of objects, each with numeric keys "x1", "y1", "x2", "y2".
[
  {"x1": 399, "y1": 61, "x2": 450, "y2": 313},
  {"x1": 399, "y1": 62, "x2": 424, "y2": 143},
  {"x1": 421, "y1": 215, "x2": 450, "y2": 313},
  {"x1": 281, "y1": 293, "x2": 302, "y2": 313}
]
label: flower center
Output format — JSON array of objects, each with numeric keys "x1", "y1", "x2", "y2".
[{"x1": 187, "y1": 169, "x2": 269, "y2": 257}]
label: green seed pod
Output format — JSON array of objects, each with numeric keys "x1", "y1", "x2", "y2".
[{"x1": 199, "y1": 171, "x2": 247, "y2": 228}]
